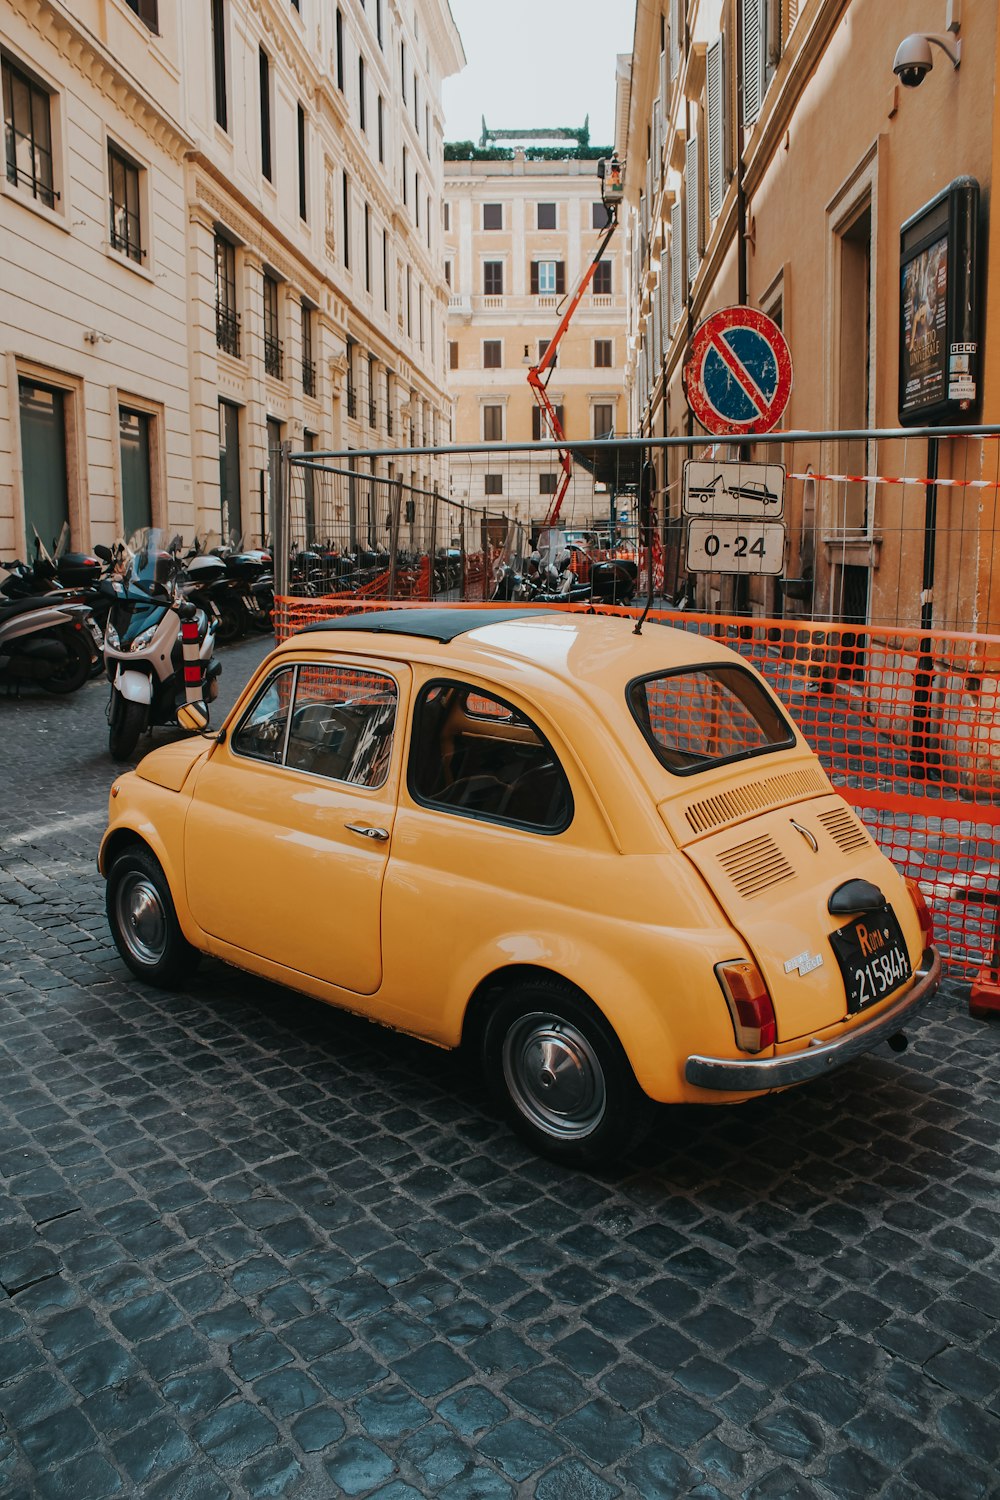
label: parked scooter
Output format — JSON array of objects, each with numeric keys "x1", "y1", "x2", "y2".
[
  {"x1": 97, "y1": 532, "x2": 221, "y2": 761},
  {"x1": 0, "y1": 555, "x2": 102, "y2": 693},
  {"x1": 183, "y1": 535, "x2": 273, "y2": 640}
]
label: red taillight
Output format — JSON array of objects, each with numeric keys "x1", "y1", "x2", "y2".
[
  {"x1": 716, "y1": 960, "x2": 777, "y2": 1053},
  {"x1": 181, "y1": 621, "x2": 200, "y2": 643},
  {"x1": 905, "y1": 877, "x2": 934, "y2": 950}
]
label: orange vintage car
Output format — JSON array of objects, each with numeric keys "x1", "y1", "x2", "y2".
[{"x1": 99, "y1": 608, "x2": 941, "y2": 1163}]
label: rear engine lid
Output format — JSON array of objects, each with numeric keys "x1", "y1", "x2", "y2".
[{"x1": 682, "y1": 793, "x2": 920, "y2": 1041}]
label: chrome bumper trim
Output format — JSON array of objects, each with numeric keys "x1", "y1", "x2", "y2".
[{"x1": 685, "y1": 948, "x2": 942, "y2": 1091}]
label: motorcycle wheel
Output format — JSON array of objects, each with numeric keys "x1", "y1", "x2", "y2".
[
  {"x1": 213, "y1": 598, "x2": 245, "y2": 644},
  {"x1": 106, "y1": 844, "x2": 200, "y2": 986},
  {"x1": 40, "y1": 629, "x2": 94, "y2": 695},
  {"x1": 109, "y1": 692, "x2": 147, "y2": 761}
]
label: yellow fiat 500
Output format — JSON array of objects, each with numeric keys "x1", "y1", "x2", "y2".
[{"x1": 99, "y1": 608, "x2": 940, "y2": 1162}]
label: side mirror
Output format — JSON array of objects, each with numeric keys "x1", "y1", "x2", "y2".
[
  {"x1": 94, "y1": 545, "x2": 113, "y2": 563},
  {"x1": 177, "y1": 701, "x2": 210, "y2": 733}
]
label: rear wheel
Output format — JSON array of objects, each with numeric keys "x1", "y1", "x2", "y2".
[
  {"x1": 109, "y1": 691, "x2": 146, "y2": 761},
  {"x1": 106, "y1": 845, "x2": 199, "y2": 986},
  {"x1": 480, "y1": 978, "x2": 655, "y2": 1164},
  {"x1": 41, "y1": 629, "x2": 93, "y2": 695}
]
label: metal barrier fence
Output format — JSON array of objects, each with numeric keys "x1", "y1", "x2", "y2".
[{"x1": 274, "y1": 427, "x2": 1000, "y2": 996}]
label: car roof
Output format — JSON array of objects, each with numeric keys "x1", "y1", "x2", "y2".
[{"x1": 299, "y1": 607, "x2": 560, "y2": 642}]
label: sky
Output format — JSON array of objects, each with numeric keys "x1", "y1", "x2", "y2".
[{"x1": 441, "y1": 0, "x2": 635, "y2": 148}]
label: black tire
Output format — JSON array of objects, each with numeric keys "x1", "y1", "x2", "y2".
[
  {"x1": 480, "y1": 977, "x2": 656, "y2": 1164},
  {"x1": 40, "y1": 629, "x2": 93, "y2": 695},
  {"x1": 213, "y1": 598, "x2": 245, "y2": 643},
  {"x1": 109, "y1": 692, "x2": 147, "y2": 761},
  {"x1": 106, "y1": 844, "x2": 200, "y2": 986}
]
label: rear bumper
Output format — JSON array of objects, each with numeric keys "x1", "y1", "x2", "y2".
[{"x1": 685, "y1": 947, "x2": 942, "y2": 1091}]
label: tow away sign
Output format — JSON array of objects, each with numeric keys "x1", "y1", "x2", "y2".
[
  {"x1": 686, "y1": 519, "x2": 786, "y2": 575},
  {"x1": 683, "y1": 461, "x2": 785, "y2": 518}
]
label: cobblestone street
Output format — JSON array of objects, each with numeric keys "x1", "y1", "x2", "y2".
[{"x1": 0, "y1": 639, "x2": 998, "y2": 1499}]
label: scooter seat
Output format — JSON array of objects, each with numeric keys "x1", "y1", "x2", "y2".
[{"x1": 0, "y1": 594, "x2": 71, "y2": 620}]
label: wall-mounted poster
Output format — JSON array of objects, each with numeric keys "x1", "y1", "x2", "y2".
[{"x1": 898, "y1": 178, "x2": 980, "y2": 426}]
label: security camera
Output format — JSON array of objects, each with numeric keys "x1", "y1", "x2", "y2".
[{"x1": 893, "y1": 32, "x2": 961, "y2": 87}]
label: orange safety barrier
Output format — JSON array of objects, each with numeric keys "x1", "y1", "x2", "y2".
[{"x1": 273, "y1": 596, "x2": 1000, "y2": 997}]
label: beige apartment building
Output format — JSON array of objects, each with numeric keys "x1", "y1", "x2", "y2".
[
  {"x1": 620, "y1": 0, "x2": 1000, "y2": 629},
  {"x1": 444, "y1": 150, "x2": 627, "y2": 533},
  {"x1": 0, "y1": 0, "x2": 463, "y2": 560}
]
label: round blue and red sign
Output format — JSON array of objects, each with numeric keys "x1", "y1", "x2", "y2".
[{"x1": 684, "y1": 306, "x2": 793, "y2": 436}]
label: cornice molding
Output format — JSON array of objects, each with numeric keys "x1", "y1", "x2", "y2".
[{"x1": 23, "y1": 0, "x2": 192, "y2": 158}]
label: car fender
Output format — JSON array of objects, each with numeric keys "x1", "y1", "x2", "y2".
[
  {"x1": 438, "y1": 923, "x2": 744, "y2": 1105},
  {"x1": 99, "y1": 782, "x2": 199, "y2": 941},
  {"x1": 115, "y1": 666, "x2": 153, "y2": 704}
]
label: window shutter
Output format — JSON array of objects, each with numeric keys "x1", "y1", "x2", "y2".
[
  {"x1": 659, "y1": 254, "x2": 670, "y2": 355},
  {"x1": 669, "y1": 0, "x2": 681, "y2": 79},
  {"x1": 707, "y1": 35, "x2": 725, "y2": 222},
  {"x1": 670, "y1": 200, "x2": 683, "y2": 330},
  {"x1": 742, "y1": 0, "x2": 765, "y2": 126},
  {"x1": 785, "y1": 0, "x2": 800, "y2": 37},
  {"x1": 530, "y1": 263, "x2": 539, "y2": 295},
  {"x1": 685, "y1": 139, "x2": 700, "y2": 288},
  {"x1": 555, "y1": 262, "x2": 565, "y2": 295}
]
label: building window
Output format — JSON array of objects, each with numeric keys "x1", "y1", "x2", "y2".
[
  {"x1": 358, "y1": 55, "x2": 366, "y2": 131},
  {"x1": 19, "y1": 380, "x2": 70, "y2": 552},
  {"x1": 214, "y1": 235, "x2": 240, "y2": 355},
  {"x1": 376, "y1": 0, "x2": 383, "y2": 48},
  {"x1": 415, "y1": 173, "x2": 420, "y2": 227},
  {"x1": 594, "y1": 339, "x2": 613, "y2": 368},
  {"x1": 383, "y1": 228, "x2": 389, "y2": 312},
  {"x1": 368, "y1": 353, "x2": 377, "y2": 426},
  {"x1": 3, "y1": 56, "x2": 56, "y2": 208},
  {"x1": 443, "y1": 201, "x2": 450, "y2": 232},
  {"x1": 539, "y1": 472, "x2": 558, "y2": 494},
  {"x1": 342, "y1": 171, "x2": 350, "y2": 268},
  {"x1": 533, "y1": 405, "x2": 564, "y2": 440},
  {"x1": 537, "y1": 202, "x2": 556, "y2": 230},
  {"x1": 449, "y1": 341, "x2": 458, "y2": 370},
  {"x1": 301, "y1": 303, "x2": 315, "y2": 396},
  {"x1": 444, "y1": 259, "x2": 451, "y2": 287},
  {"x1": 593, "y1": 260, "x2": 612, "y2": 296},
  {"x1": 297, "y1": 103, "x2": 307, "y2": 220},
  {"x1": 401, "y1": 40, "x2": 406, "y2": 100},
  {"x1": 263, "y1": 274, "x2": 283, "y2": 378},
  {"x1": 538, "y1": 339, "x2": 556, "y2": 368},
  {"x1": 259, "y1": 48, "x2": 272, "y2": 181},
  {"x1": 485, "y1": 473, "x2": 503, "y2": 496},
  {"x1": 119, "y1": 407, "x2": 153, "y2": 537},
  {"x1": 483, "y1": 261, "x2": 503, "y2": 296},
  {"x1": 211, "y1": 0, "x2": 228, "y2": 131},
  {"x1": 483, "y1": 340, "x2": 501, "y2": 369},
  {"x1": 531, "y1": 261, "x2": 564, "y2": 295},
  {"x1": 124, "y1": 0, "x2": 159, "y2": 32},
  {"x1": 108, "y1": 144, "x2": 143, "y2": 262},
  {"x1": 336, "y1": 9, "x2": 345, "y2": 91},
  {"x1": 364, "y1": 203, "x2": 371, "y2": 291},
  {"x1": 218, "y1": 398, "x2": 241, "y2": 541},
  {"x1": 483, "y1": 202, "x2": 502, "y2": 231},
  {"x1": 593, "y1": 403, "x2": 614, "y2": 438},
  {"x1": 346, "y1": 340, "x2": 357, "y2": 417},
  {"x1": 402, "y1": 145, "x2": 408, "y2": 205},
  {"x1": 377, "y1": 94, "x2": 384, "y2": 162},
  {"x1": 483, "y1": 405, "x2": 503, "y2": 441},
  {"x1": 592, "y1": 201, "x2": 607, "y2": 229}
]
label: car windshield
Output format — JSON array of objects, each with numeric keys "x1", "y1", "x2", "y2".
[{"x1": 627, "y1": 664, "x2": 795, "y2": 775}]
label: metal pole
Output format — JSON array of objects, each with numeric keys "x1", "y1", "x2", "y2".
[
  {"x1": 429, "y1": 489, "x2": 439, "y2": 599},
  {"x1": 911, "y1": 436, "x2": 940, "y2": 780},
  {"x1": 275, "y1": 441, "x2": 290, "y2": 599},
  {"x1": 387, "y1": 476, "x2": 403, "y2": 599}
]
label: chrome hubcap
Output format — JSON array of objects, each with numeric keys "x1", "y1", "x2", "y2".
[
  {"x1": 116, "y1": 875, "x2": 166, "y2": 966},
  {"x1": 502, "y1": 1012, "x2": 606, "y2": 1140}
]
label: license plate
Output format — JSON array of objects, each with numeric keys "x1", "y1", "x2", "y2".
[{"x1": 829, "y1": 906, "x2": 912, "y2": 1013}]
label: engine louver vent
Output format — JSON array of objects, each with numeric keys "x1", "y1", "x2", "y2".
[
  {"x1": 717, "y1": 835, "x2": 795, "y2": 899},
  {"x1": 818, "y1": 805, "x2": 871, "y2": 853},
  {"x1": 684, "y1": 769, "x2": 826, "y2": 835}
]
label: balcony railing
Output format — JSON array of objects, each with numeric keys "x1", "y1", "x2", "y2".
[
  {"x1": 264, "y1": 334, "x2": 284, "y2": 380},
  {"x1": 215, "y1": 305, "x2": 241, "y2": 357},
  {"x1": 302, "y1": 357, "x2": 316, "y2": 397}
]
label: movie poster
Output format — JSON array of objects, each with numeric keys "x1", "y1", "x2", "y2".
[{"x1": 900, "y1": 235, "x2": 948, "y2": 417}]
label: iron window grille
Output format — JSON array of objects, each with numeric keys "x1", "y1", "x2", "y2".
[
  {"x1": 214, "y1": 236, "x2": 240, "y2": 356},
  {"x1": 108, "y1": 144, "x2": 143, "y2": 262},
  {"x1": 263, "y1": 274, "x2": 283, "y2": 378},
  {"x1": 301, "y1": 304, "x2": 316, "y2": 396},
  {"x1": 3, "y1": 57, "x2": 56, "y2": 207}
]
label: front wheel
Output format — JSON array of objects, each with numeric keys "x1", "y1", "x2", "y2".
[
  {"x1": 106, "y1": 845, "x2": 200, "y2": 986},
  {"x1": 40, "y1": 629, "x2": 93, "y2": 695},
  {"x1": 480, "y1": 979, "x2": 656, "y2": 1164},
  {"x1": 109, "y1": 691, "x2": 147, "y2": 761}
]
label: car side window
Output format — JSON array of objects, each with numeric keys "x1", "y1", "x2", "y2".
[
  {"x1": 231, "y1": 667, "x2": 295, "y2": 763},
  {"x1": 232, "y1": 663, "x2": 397, "y2": 788},
  {"x1": 408, "y1": 680, "x2": 573, "y2": 833}
]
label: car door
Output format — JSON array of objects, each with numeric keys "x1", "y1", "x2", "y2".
[{"x1": 184, "y1": 655, "x2": 408, "y2": 995}]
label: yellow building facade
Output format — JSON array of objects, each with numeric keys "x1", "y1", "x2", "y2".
[{"x1": 621, "y1": 0, "x2": 1000, "y2": 629}]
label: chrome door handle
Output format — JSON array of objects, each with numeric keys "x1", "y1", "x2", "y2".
[{"x1": 345, "y1": 822, "x2": 390, "y2": 842}]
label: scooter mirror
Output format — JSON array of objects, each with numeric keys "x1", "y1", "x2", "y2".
[
  {"x1": 94, "y1": 545, "x2": 113, "y2": 563},
  {"x1": 177, "y1": 701, "x2": 210, "y2": 733}
]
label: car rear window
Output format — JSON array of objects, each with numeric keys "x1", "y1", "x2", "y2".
[{"x1": 627, "y1": 664, "x2": 795, "y2": 776}]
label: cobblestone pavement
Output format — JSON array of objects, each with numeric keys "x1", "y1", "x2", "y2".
[{"x1": 1, "y1": 639, "x2": 998, "y2": 1500}]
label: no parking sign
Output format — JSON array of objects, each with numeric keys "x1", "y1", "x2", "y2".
[{"x1": 684, "y1": 306, "x2": 792, "y2": 436}]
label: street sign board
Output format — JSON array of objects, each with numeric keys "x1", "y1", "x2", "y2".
[
  {"x1": 684, "y1": 306, "x2": 793, "y2": 436},
  {"x1": 683, "y1": 461, "x2": 786, "y2": 518},
  {"x1": 686, "y1": 518, "x2": 786, "y2": 575}
]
